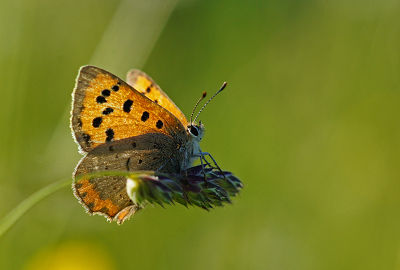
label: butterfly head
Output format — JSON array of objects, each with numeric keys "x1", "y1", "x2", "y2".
[{"x1": 188, "y1": 120, "x2": 205, "y2": 142}]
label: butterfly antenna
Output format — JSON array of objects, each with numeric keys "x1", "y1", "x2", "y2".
[
  {"x1": 190, "y1": 91, "x2": 207, "y2": 123},
  {"x1": 193, "y1": 82, "x2": 227, "y2": 123}
]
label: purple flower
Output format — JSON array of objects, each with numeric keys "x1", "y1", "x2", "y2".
[{"x1": 126, "y1": 165, "x2": 243, "y2": 210}]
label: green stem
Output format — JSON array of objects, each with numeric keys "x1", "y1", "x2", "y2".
[{"x1": 0, "y1": 178, "x2": 71, "y2": 239}]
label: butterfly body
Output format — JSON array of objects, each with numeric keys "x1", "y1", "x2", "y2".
[{"x1": 71, "y1": 66, "x2": 205, "y2": 223}]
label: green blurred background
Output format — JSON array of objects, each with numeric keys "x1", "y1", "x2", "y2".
[{"x1": 1, "y1": 0, "x2": 400, "y2": 269}]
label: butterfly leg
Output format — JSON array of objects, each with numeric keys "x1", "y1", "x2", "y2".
[
  {"x1": 156, "y1": 158, "x2": 170, "y2": 172},
  {"x1": 198, "y1": 153, "x2": 209, "y2": 187},
  {"x1": 201, "y1": 153, "x2": 238, "y2": 190},
  {"x1": 200, "y1": 155, "x2": 213, "y2": 168},
  {"x1": 156, "y1": 156, "x2": 179, "y2": 174},
  {"x1": 199, "y1": 152, "x2": 228, "y2": 182}
]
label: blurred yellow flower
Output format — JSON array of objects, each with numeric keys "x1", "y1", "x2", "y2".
[{"x1": 24, "y1": 241, "x2": 115, "y2": 270}]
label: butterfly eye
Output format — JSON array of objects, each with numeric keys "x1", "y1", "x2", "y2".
[{"x1": 189, "y1": 125, "x2": 199, "y2": 137}]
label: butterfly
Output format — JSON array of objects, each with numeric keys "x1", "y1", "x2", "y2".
[{"x1": 70, "y1": 66, "x2": 225, "y2": 224}]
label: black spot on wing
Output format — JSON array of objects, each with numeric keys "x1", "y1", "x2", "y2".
[
  {"x1": 96, "y1": 96, "x2": 106, "y2": 104},
  {"x1": 102, "y1": 108, "x2": 113, "y2": 115},
  {"x1": 156, "y1": 120, "x2": 163, "y2": 129},
  {"x1": 101, "y1": 89, "x2": 111, "y2": 97},
  {"x1": 106, "y1": 128, "x2": 114, "y2": 142},
  {"x1": 123, "y1": 99, "x2": 133, "y2": 113},
  {"x1": 92, "y1": 117, "x2": 102, "y2": 128},
  {"x1": 141, "y1": 111, "x2": 149, "y2": 122}
]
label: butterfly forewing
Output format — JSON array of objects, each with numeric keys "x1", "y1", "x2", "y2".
[
  {"x1": 126, "y1": 69, "x2": 188, "y2": 127},
  {"x1": 71, "y1": 66, "x2": 187, "y2": 153}
]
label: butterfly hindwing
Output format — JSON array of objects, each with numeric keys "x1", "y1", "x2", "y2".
[
  {"x1": 126, "y1": 69, "x2": 188, "y2": 127},
  {"x1": 73, "y1": 133, "x2": 183, "y2": 222},
  {"x1": 71, "y1": 66, "x2": 187, "y2": 153},
  {"x1": 75, "y1": 133, "x2": 182, "y2": 174}
]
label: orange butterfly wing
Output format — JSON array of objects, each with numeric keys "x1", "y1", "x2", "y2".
[
  {"x1": 126, "y1": 69, "x2": 188, "y2": 127},
  {"x1": 70, "y1": 66, "x2": 191, "y2": 224},
  {"x1": 71, "y1": 66, "x2": 187, "y2": 153}
]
